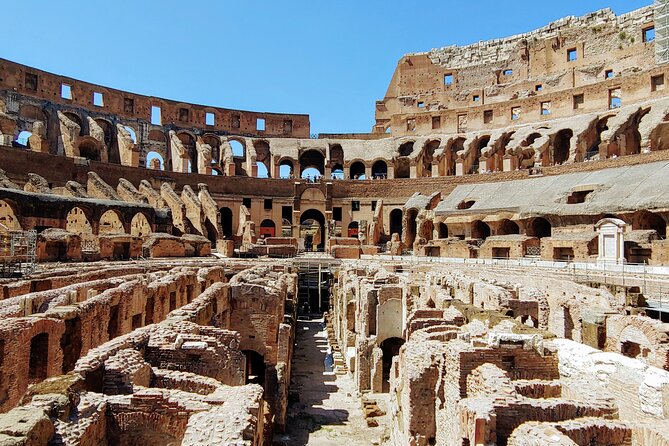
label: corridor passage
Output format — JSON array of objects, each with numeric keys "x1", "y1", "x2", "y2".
[{"x1": 274, "y1": 318, "x2": 389, "y2": 445}]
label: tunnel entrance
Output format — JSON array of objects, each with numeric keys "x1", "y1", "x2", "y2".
[
  {"x1": 243, "y1": 350, "x2": 266, "y2": 386},
  {"x1": 380, "y1": 337, "x2": 404, "y2": 392}
]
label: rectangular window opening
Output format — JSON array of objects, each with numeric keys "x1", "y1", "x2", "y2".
[
  {"x1": 643, "y1": 26, "x2": 656, "y2": 43},
  {"x1": 652, "y1": 74, "x2": 665, "y2": 92},
  {"x1": 61, "y1": 84, "x2": 72, "y2": 100},
  {"x1": 609, "y1": 88, "x2": 622, "y2": 109},
  {"x1": 243, "y1": 197, "x2": 252, "y2": 208},
  {"x1": 432, "y1": 116, "x2": 441, "y2": 129},
  {"x1": 535, "y1": 84, "x2": 543, "y2": 92},
  {"x1": 511, "y1": 107, "x2": 521, "y2": 121},
  {"x1": 179, "y1": 108, "x2": 190, "y2": 122},
  {"x1": 283, "y1": 119, "x2": 293, "y2": 135},
  {"x1": 264, "y1": 199, "x2": 273, "y2": 210},
  {"x1": 567, "y1": 48, "x2": 578, "y2": 62},
  {"x1": 333, "y1": 207, "x2": 342, "y2": 222},
  {"x1": 371, "y1": 200, "x2": 377, "y2": 211},
  {"x1": 151, "y1": 106, "x2": 162, "y2": 125},
  {"x1": 257, "y1": 118, "x2": 266, "y2": 131},
  {"x1": 406, "y1": 118, "x2": 416, "y2": 132},
  {"x1": 541, "y1": 101, "x2": 552, "y2": 116},
  {"x1": 484, "y1": 110, "x2": 494, "y2": 124},
  {"x1": 93, "y1": 92, "x2": 104, "y2": 107},
  {"x1": 444, "y1": 73, "x2": 453, "y2": 86},
  {"x1": 124, "y1": 98, "x2": 134, "y2": 114},
  {"x1": 25, "y1": 73, "x2": 38, "y2": 92},
  {"x1": 503, "y1": 69, "x2": 513, "y2": 76},
  {"x1": 352, "y1": 201, "x2": 360, "y2": 212},
  {"x1": 605, "y1": 70, "x2": 614, "y2": 80},
  {"x1": 231, "y1": 114, "x2": 241, "y2": 129},
  {"x1": 573, "y1": 94, "x2": 584, "y2": 110},
  {"x1": 206, "y1": 112, "x2": 215, "y2": 126},
  {"x1": 473, "y1": 95, "x2": 480, "y2": 102}
]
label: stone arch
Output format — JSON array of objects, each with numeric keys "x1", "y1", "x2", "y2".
[
  {"x1": 497, "y1": 219, "x2": 520, "y2": 235},
  {"x1": 93, "y1": 118, "x2": 114, "y2": 148},
  {"x1": 552, "y1": 129, "x2": 573, "y2": 165},
  {"x1": 259, "y1": 219, "x2": 276, "y2": 238},
  {"x1": 146, "y1": 151, "x2": 165, "y2": 170},
  {"x1": 437, "y1": 222, "x2": 449, "y2": 239},
  {"x1": 278, "y1": 158, "x2": 295, "y2": 179},
  {"x1": 65, "y1": 207, "x2": 93, "y2": 236},
  {"x1": 77, "y1": 137, "x2": 101, "y2": 161},
  {"x1": 300, "y1": 209, "x2": 326, "y2": 251},
  {"x1": 13, "y1": 130, "x2": 32, "y2": 149},
  {"x1": 468, "y1": 135, "x2": 491, "y2": 174},
  {"x1": 633, "y1": 210, "x2": 666, "y2": 239},
  {"x1": 253, "y1": 140, "x2": 271, "y2": 178},
  {"x1": 405, "y1": 208, "x2": 418, "y2": 247},
  {"x1": 329, "y1": 144, "x2": 344, "y2": 166},
  {"x1": 526, "y1": 217, "x2": 552, "y2": 238},
  {"x1": 99, "y1": 210, "x2": 125, "y2": 235},
  {"x1": 229, "y1": 138, "x2": 246, "y2": 158},
  {"x1": 131, "y1": 213, "x2": 152, "y2": 237},
  {"x1": 0, "y1": 199, "x2": 21, "y2": 231},
  {"x1": 380, "y1": 337, "x2": 404, "y2": 392},
  {"x1": 442, "y1": 137, "x2": 465, "y2": 176},
  {"x1": 177, "y1": 132, "x2": 196, "y2": 173},
  {"x1": 371, "y1": 160, "x2": 388, "y2": 179},
  {"x1": 471, "y1": 220, "x2": 491, "y2": 240},
  {"x1": 299, "y1": 149, "x2": 325, "y2": 176},
  {"x1": 349, "y1": 160, "x2": 366, "y2": 179},
  {"x1": 398, "y1": 141, "x2": 415, "y2": 156},
  {"x1": 418, "y1": 139, "x2": 440, "y2": 177}
]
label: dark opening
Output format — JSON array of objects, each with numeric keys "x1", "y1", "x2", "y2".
[
  {"x1": 527, "y1": 218, "x2": 552, "y2": 238},
  {"x1": 108, "y1": 305, "x2": 120, "y2": 339},
  {"x1": 406, "y1": 209, "x2": 418, "y2": 248},
  {"x1": 61, "y1": 317, "x2": 82, "y2": 373},
  {"x1": 145, "y1": 296, "x2": 155, "y2": 325},
  {"x1": 497, "y1": 219, "x2": 519, "y2": 235},
  {"x1": 380, "y1": 337, "x2": 405, "y2": 392},
  {"x1": 399, "y1": 141, "x2": 415, "y2": 156},
  {"x1": 553, "y1": 129, "x2": 573, "y2": 165},
  {"x1": 349, "y1": 161, "x2": 366, "y2": 179},
  {"x1": 220, "y1": 207, "x2": 233, "y2": 238},
  {"x1": 567, "y1": 190, "x2": 593, "y2": 204},
  {"x1": 29, "y1": 333, "x2": 49, "y2": 382},
  {"x1": 390, "y1": 209, "x2": 403, "y2": 237},
  {"x1": 169, "y1": 292, "x2": 177, "y2": 312},
  {"x1": 243, "y1": 350, "x2": 266, "y2": 386},
  {"x1": 131, "y1": 314, "x2": 142, "y2": 330},
  {"x1": 471, "y1": 220, "x2": 490, "y2": 240},
  {"x1": 371, "y1": 160, "x2": 388, "y2": 179},
  {"x1": 438, "y1": 223, "x2": 449, "y2": 239}
]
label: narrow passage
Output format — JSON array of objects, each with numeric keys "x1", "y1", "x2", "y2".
[{"x1": 275, "y1": 318, "x2": 388, "y2": 445}]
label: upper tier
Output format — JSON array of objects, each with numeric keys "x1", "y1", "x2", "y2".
[
  {"x1": 374, "y1": 4, "x2": 664, "y2": 136},
  {"x1": 0, "y1": 58, "x2": 310, "y2": 138}
]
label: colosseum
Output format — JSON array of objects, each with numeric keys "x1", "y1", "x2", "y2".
[{"x1": 1, "y1": 1, "x2": 669, "y2": 445}]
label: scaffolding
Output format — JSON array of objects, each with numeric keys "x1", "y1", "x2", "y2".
[
  {"x1": 0, "y1": 225, "x2": 37, "y2": 278},
  {"x1": 656, "y1": 0, "x2": 669, "y2": 65}
]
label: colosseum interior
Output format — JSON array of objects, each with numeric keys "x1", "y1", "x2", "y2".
[{"x1": 2, "y1": 2, "x2": 669, "y2": 445}]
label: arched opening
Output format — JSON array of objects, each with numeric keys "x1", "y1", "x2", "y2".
[
  {"x1": 301, "y1": 167, "x2": 321, "y2": 180},
  {"x1": 348, "y1": 221, "x2": 359, "y2": 238},
  {"x1": 279, "y1": 159, "x2": 294, "y2": 178},
  {"x1": 497, "y1": 219, "x2": 520, "y2": 235},
  {"x1": 13, "y1": 130, "x2": 32, "y2": 149},
  {"x1": 29, "y1": 333, "x2": 49, "y2": 383},
  {"x1": 470, "y1": 135, "x2": 490, "y2": 174},
  {"x1": 146, "y1": 151, "x2": 165, "y2": 170},
  {"x1": 243, "y1": 350, "x2": 266, "y2": 386},
  {"x1": 444, "y1": 137, "x2": 466, "y2": 176},
  {"x1": 390, "y1": 209, "x2": 403, "y2": 237},
  {"x1": 331, "y1": 163, "x2": 344, "y2": 179},
  {"x1": 300, "y1": 209, "x2": 326, "y2": 251},
  {"x1": 259, "y1": 219, "x2": 276, "y2": 238},
  {"x1": 398, "y1": 141, "x2": 414, "y2": 156},
  {"x1": 65, "y1": 207, "x2": 93, "y2": 236},
  {"x1": 254, "y1": 140, "x2": 271, "y2": 178},
  {"x1": 177, "y1": 133, "x2": 196, "y2": 173},
  {"x1": 553, "y1": 129, "x2": 573, "y2": 165},
  {"x1": 0, "y1": 200, "x2": 21, "y2": 230},
  {"x1": 220, "y1": 207, "x2": 234, "y2": 238},
  {"x1": 371, "y1": 160, "x2": 388, "y2": 179},
  {"x1": 230, "y1": 140, "x2": 245, "y2": 158},
  {"x1": 471, "y1": 220, "x2": 491, "y2": 240},
  {"x1": 380, "y1": 337, "x2": 404, "y2": 392},
  {"x1": 282, "y1": 218, "x2": 293, "y2": 237},
  {"x1": 99, "y1": 210, "x2": 125, "y2": 235},
  {"x1": 94, "y1": 119, "x2": 114, "y2": 148},
  {"x1": 438, "y1": 222, "x2": 449, "y2": 239},
  {"x1": 394, "y1": 157, "x2": 410, "y2": 179},
  {"x1": 419, "y1": 140, "x2": 440, "y2": 177},
  {"x1": 634, "y1": 211, "x2": 666, "y2": 239},
  {"x1": 526, "y1": 217, "x2": 552, "y2": 238},
  {"x1": 406, "y1": 209, "x2": 418, "y2": 248},
  {"x1": 123, "y1": 126, "x2": 137, "y2": 144},
  {"x1": 299, "y1": 150, "x2": 325, "y2": 176},
  {"x1": 78, "y1": 139, "x2": 100, "y2": 161},
  {"x1": 349, "y1": 161, "x2": 366, "y2": 179},
  {"x1": 130, "y1": 213, "x2": 151, "y2": 237}
]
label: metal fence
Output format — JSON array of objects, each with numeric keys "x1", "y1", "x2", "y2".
[{"x1": 0, "y1": 229, "x2": 37, "y2": 277}]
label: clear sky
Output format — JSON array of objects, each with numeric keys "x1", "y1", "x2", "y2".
[{"x1": 3, "y1": 0, "x2": 650, "y2": 135}]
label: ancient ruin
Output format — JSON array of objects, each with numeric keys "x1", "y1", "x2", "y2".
[{"x1": 1, "y1": 1, "x2": 669, "y2": 445}]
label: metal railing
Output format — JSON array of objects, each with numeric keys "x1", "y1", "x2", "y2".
[{"x1": 0, "y1": 228, "x2": 37, "y2": 277}]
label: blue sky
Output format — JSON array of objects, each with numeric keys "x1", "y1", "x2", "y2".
[{"x1": 4, "y1": 0, "x2": 649, "y2": 134}]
